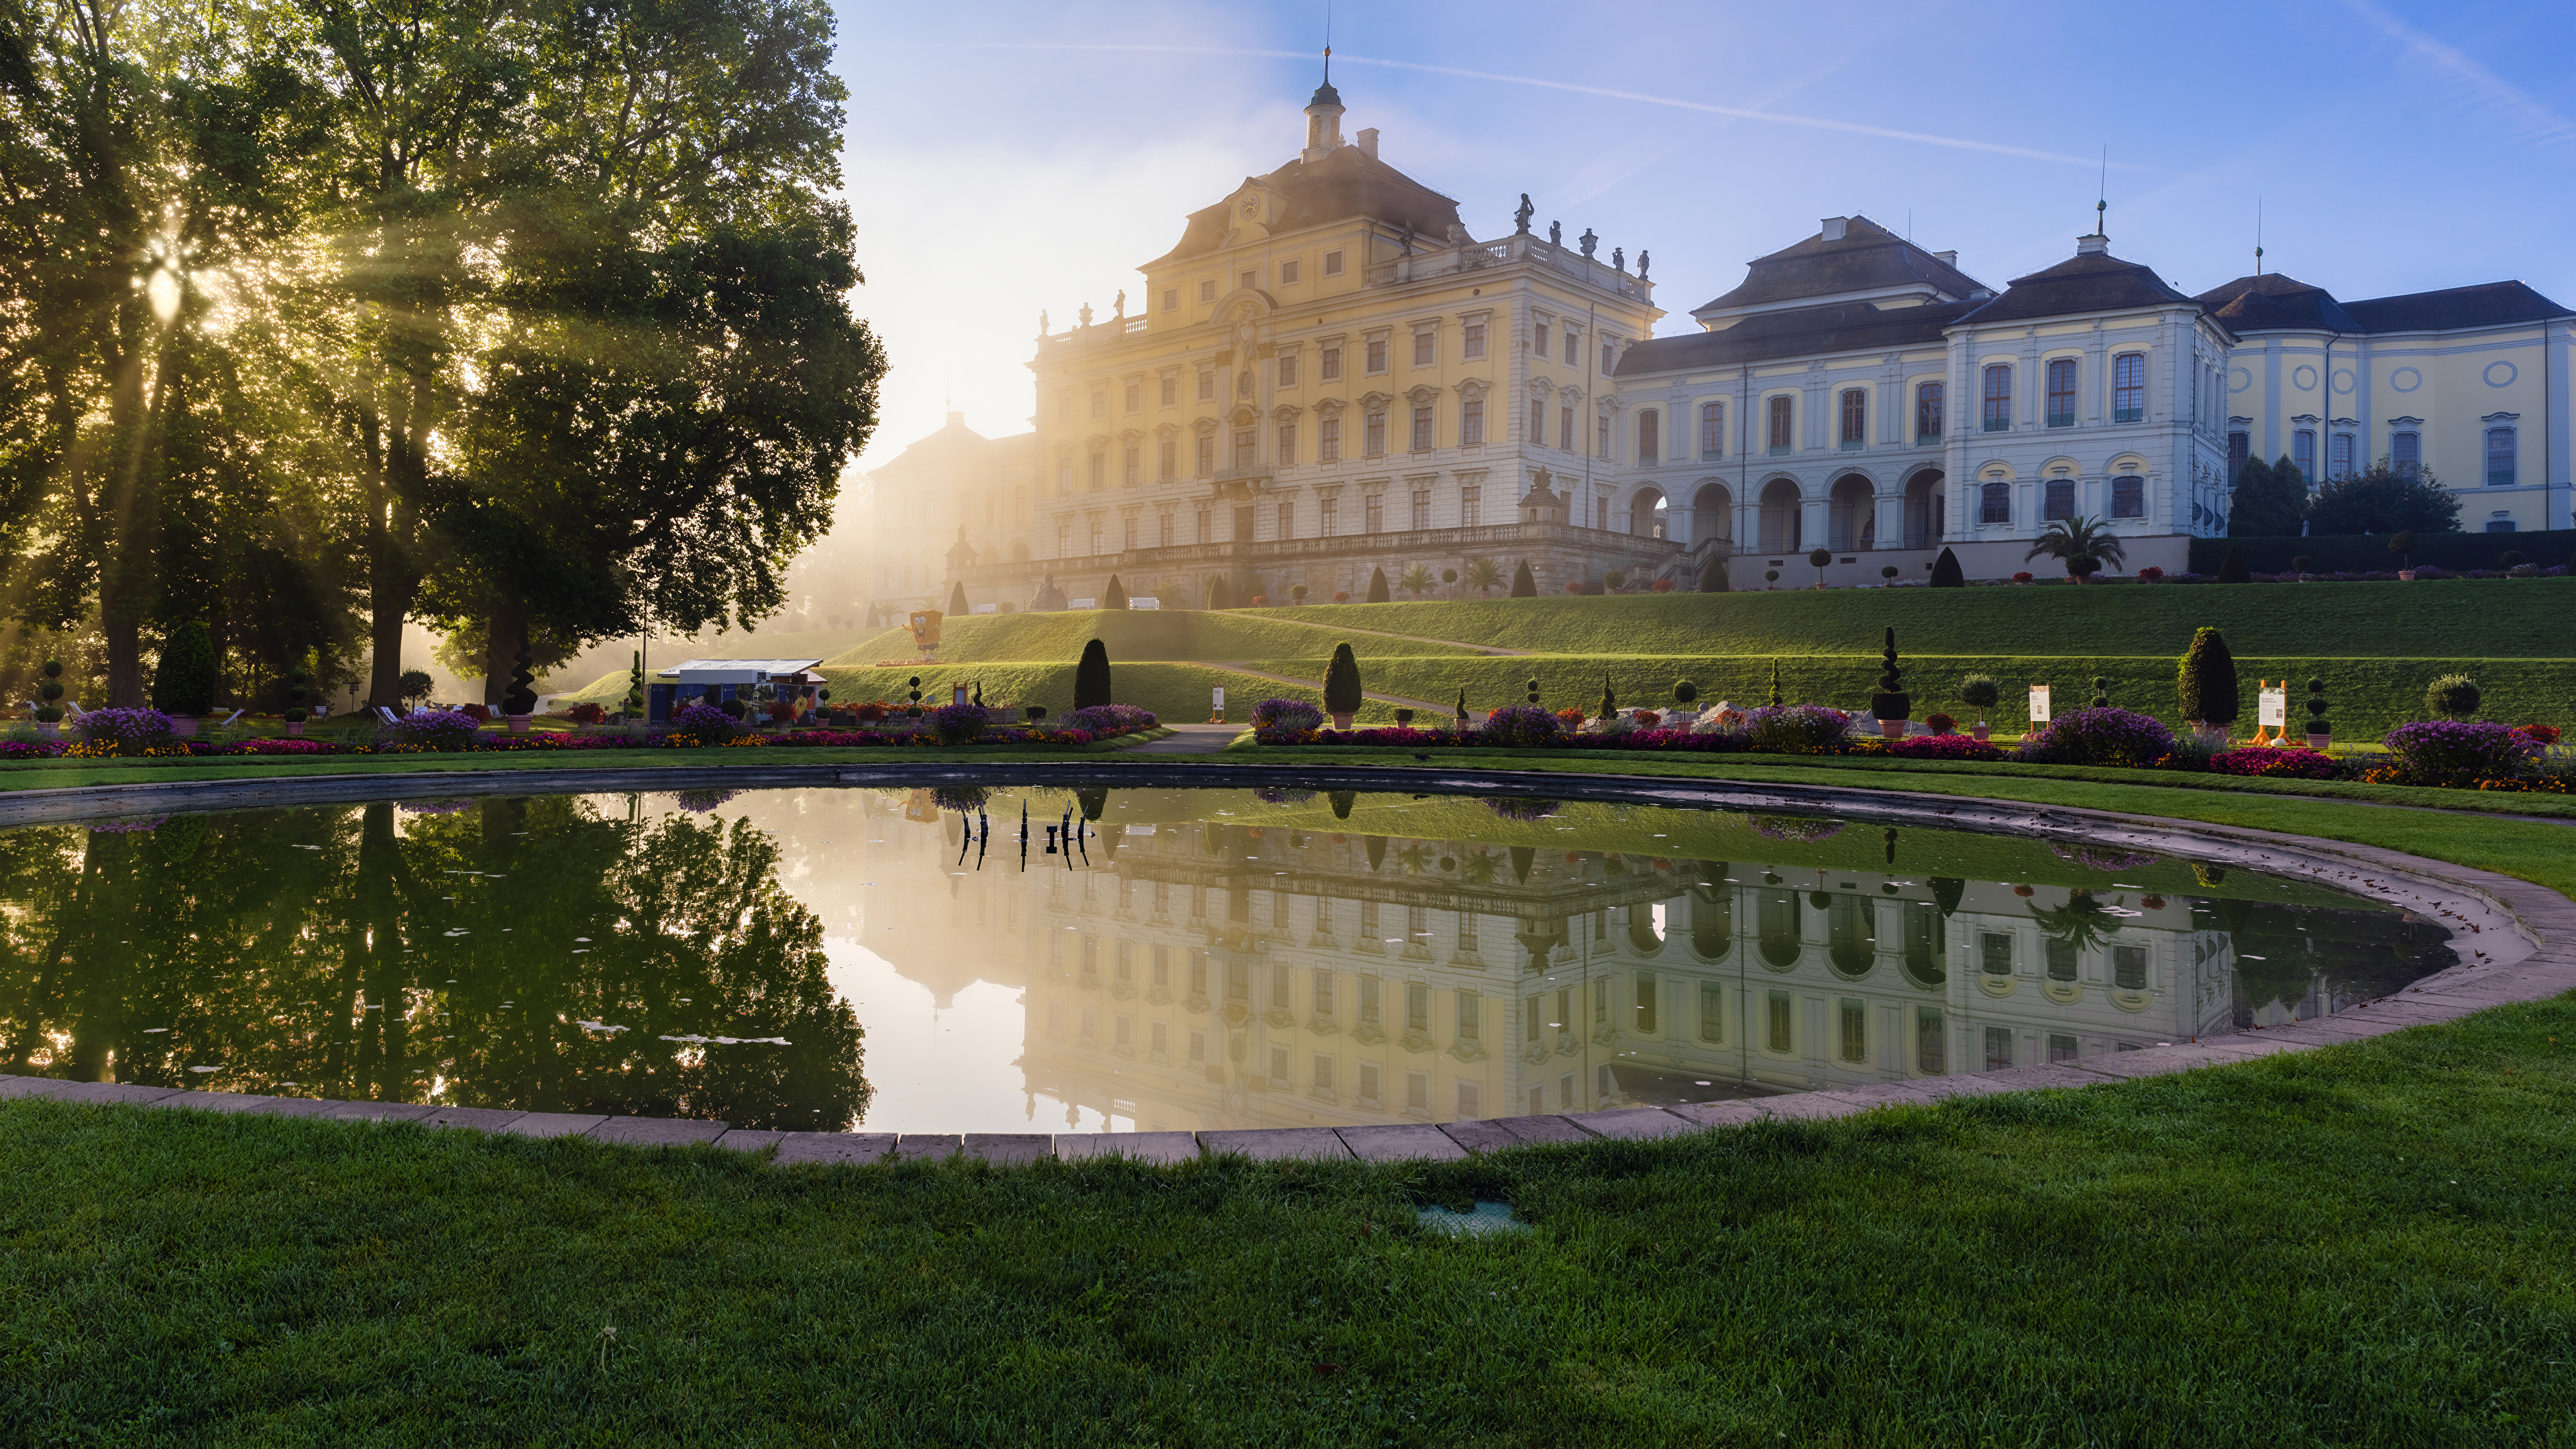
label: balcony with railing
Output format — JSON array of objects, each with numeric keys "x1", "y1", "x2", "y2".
[{"x1": 1363, "y1": 231, "x2": 1652, "y2": 304}]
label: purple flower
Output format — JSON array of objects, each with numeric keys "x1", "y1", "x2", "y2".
[
  {"x1": 1476, "y1": 705, "x2": 1563, "y2": 749},
  {"x1": 379, "y1": 709, "x2": 485, "y2": 751},
  {"x1": 2381, "y1": 719, "x2": 2540, "y2": 785},
  {"x1": 926, "y1": 701, "x2": 991, "y2": 745},
  {"x1": 1063, "y1": 704, "x2": 1157, "y2": 737},
  {"x1": 2017, "y1": 707, "x2": 2175, "y2": 768},
  {"x1": 1743, "y1": 704, "x2": 1851, "y2": 755},
  {"x1": 74, "y1": 708, "x2": 176, "y2": 755}
]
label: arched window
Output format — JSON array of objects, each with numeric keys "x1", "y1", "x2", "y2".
[
  {"x1": 1982, "y1": 365, "x2": 2012, "y2": 431},
  {"x1": 1699, "y1": 402, "x2": 1724, "y2": 460},
  {"x1": 1827, "y1": 895, "x2": 1875, "y2": 977},
  {"x1": 1767, "y1": 395, "x2": 1793, "y2": 452},
  {"x1": 2044, "y1": 478, "x2": 2075, "y2": 521},
  {"x1": 1637, "y1": 409, "x2": 1660, "y2": 463},
  {"x1": 2045, "y1": 358, "x2": 2076, "y2": 428},
  {"x1": 2112, "y1": 352, "x2": 2145, "y2": 421},
  {"x1": 1915, "y1": 382, "x2": 1944, "y2": 441},
  {"x1": 2112, "y1": 470, "x2": 2145, "y2": 519},
  {"x1": 2486, "y1": 426, "x2": 2517, "y2": 485},
  {"x1": 1757, "y1": 890, "x2": 1801, "y2": 969},
  {"x1": 1979, "y1": 480, "x2": 2010, "y2": 525},
  {"x1": 1839, "y1": 388, "x2": 1866, "y2": 446},
  {"x1": 1690, "y1": 883, "x2": 1731, "y2": 961}
]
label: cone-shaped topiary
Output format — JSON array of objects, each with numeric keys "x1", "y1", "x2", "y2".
[
  {"x1": 1323, "y1": 642, "x2": 1363, "y2": 715},
  {"x1": 1366, "y1": 566, "x2": 1391, "y2": 603},
  {"x1": 1597, "y1": 676, "x2": 1617, "y2": 721},
  {"x1": 2424, "y1": 674, "x2": 2481, "y2": 720},
  {"x1": 1102, "y1": 574, "x2": 1129, "y2": 610},
  {"x1": 948, "y1": 580, "x2": 969, "y2": 616},
  {"x1": 1929, "y1": 546, "x2": 1964, "y2": 588},
  {"x1": 1510, "y1": 559, "x2": 1536, "y2": 598},
  {"x1": 1699, "y1": 553, "x2": 1729, "y2": 592},
  {"x1": 1454, "y1": 687, "x2": 1469, "y2": 724},
  {"x1": 1767, "y1": 659, "x2": 1784, "y2": 707},
  {"x1": 1207, "y1": 575, "x2": 1231, "y2": 610},
  {"x1": 1870, "y1": 627, "x2": 1909, "y2": 720},
  {"x1": 152, "y1": 621, "x2": 219, "y2": 716},
  {"x1": 2177, "y1": 627, "x2": 2241, "y2": 726},
  {"x1": 1930, "y1": 877, "x2": 1966, "y2": 916},
  {"x1": 2216, "y1": 547, "x2": 2250, "y2": 584},
  {"x1": 1328, "y1": 790, "x2": 1356, "y2": 820},
  {"x1": 1073, "y1": 639, "x2": 1112, "y2": 710}
]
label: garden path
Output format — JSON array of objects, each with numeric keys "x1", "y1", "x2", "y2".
[
  {"x1": 1241, "y1": 613, "x2": 1534, "y2": 657},
  {"x1": 1212, "y1": 662, "x2": 1451, "y2": 713}
]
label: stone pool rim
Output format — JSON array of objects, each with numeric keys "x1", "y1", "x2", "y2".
[{"x1": 0, "y1": 760, "x2": 2566, "y2": 1164}]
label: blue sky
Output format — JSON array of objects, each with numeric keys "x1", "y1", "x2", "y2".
[{"x1": 836, "y1": 0, "x2": 2576, "y2": 470}]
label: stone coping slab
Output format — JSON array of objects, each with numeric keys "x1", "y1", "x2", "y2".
[{"x1": 2, "y1": 765, "x2": 2569, "y2": 1165}]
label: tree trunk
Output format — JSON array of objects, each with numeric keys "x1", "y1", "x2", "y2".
[
  {"x1": 482, "y1": 598, "x2": 525, "y2": 710},
  {"x1": 362, "y1": 378, "x2": 435, "y2": 708}
]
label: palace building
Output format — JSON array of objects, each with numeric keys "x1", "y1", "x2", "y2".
[{"x1": 859, "y1": 79, "x2": 2573, "y2": 619}]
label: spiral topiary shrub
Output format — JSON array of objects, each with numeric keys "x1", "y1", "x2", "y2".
[{"x1": 2015, "y1": 706, "x2": 2176, "y2": 768}]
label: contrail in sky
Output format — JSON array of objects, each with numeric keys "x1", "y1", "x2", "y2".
[{"x1": 925, "y1": 41, "x2": 2137, "y2": 169}]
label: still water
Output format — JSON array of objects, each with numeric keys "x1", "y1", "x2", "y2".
[{"x1": 0, "y1": 786, "x2": 2452, "y2": 1135}]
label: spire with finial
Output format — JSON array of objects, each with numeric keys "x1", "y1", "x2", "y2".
[
  {"x1": 2255, "y1": 197, "x2": 2265, "y2": 276},
  {"x1": 1301, "y1": 13, "x2": 1343, "y2": 162}
]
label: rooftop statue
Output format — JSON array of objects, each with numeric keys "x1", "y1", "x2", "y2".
[{"x1": 1513, "y1": 193, "x2": 1534, "y2": 234}]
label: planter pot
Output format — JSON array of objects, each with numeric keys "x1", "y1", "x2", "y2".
[
  {"x1": 33, "y1": 721, "x2": 56, "y2": 739},
  {"x1": 286, "y1": 720, "x2": 305, "y2": 737},
  {"x1": 1330, "y1": 712, "x2": 1355, "y2": 731},
  {"x1": 2306, "y1": 732, "x2": 2330, "y2": 751},
  {"x1": 167, "y1": 714, "x2": 199, "y2": 739},
  {"x1": 2398, "y1": 569, "x2": 2417, "y2": 581},
  {"x1": 504, "y1": 713, "x2": 532, "y2": 735},
  {"x1": 1971, "y1": 724, "x2": 1991, "y2": 743},
  {"x1": 1878, "y1": 720, "x2": 1907, "y2": 739},
  {"x1": 2191, "y1": 723, "x2": 2231, "y2": 747}
]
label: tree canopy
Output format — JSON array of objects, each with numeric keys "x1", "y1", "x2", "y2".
[{"x1": 2304, "y1": 463, "x2": 2464, "y2": 536}]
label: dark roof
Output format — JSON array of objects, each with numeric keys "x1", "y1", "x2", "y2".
[
  {"x1": 2343, "y1": 280, "x2": 2572, "y2": 332},
  {"x1": 1308, "y1": 79, "x2": 1342, "y2": 108},
  {"x1": 2192, "y1": 274, "x2": 2572, "y2": 334},
  {"x1": 1693, "y1": 215, "x2": 1989, "y2": 315},
  {"x1": 1146, "y1": 144, "x2": 1461, "y2": 268},
  {"x1": 2193, "y1": 272, "x2": 2361, "y2": 332},
  {"x1": 1955, "y1": 246, "x2": 2202, "y2": 327},
  {"x1": 1615, "y1": 299, "x2": 1976, "y2": 376}
]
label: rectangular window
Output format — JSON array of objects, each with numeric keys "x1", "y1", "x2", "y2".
[
  {"x1": 1356, "y1": 1060, "x2": 1379, "y2": 1103},
  {"x1": 1055, "y1": 520, "x2": 1070, "y2": 556},
  {"x1": 1232, "y1": 429, "x2": 1254, "y2": 471},
  {"x1": 2048, "y1": 1033, "x2": 2079, "y2": 1065},
  {"x1": 1364, "y1": 493, "x2": 1383, "y2": 533},
  {"x1": 1059, "y1": 394, "x2": 1075, "y2": 425},
  {"x1": 1197, "y1": 279, "x2": 1216, "y2": 303},
  {"x1": 1157, "y1": 439, "x2": 1175, "y2": 481},
  {"x1": 2045, "y1": 358, "x2": 2076, "y2": 428},
  {"x1": 1456, "y1": 990, "x2": 1481, "y2": 1044},
  {"x1": 2045, "y1": 938, "x2": 2078, "y2": 982},
  {"x1": 1319, "y1": 416, "x2": 1340, "y2": 462},
  {"x1": 1984, "y1": 1026, "x2": 2013, "y2": 1071},
  {"x1": 1239, "y1": 269, "x2": 1255, "y2": 292},
  {"x1": 1767, "y1": 395, "x2": 1792, "y2": 452},
  {"x1": 2227, "y1": 430, "x2": 2249, "y2": 479},
  {"x1": 2113, "y1": 945, "x2": 2149, "y2": 991},
  {"x1": 1122, "y1": 445, "x2": 1139, "y2": 488},
  {"x1": 1528, "y1": 397, "x2": 1546, "y2": 447},
  {"x1": 1410, "y1": 405, "x2": 1434, "y2": 452},
  {"x1": 1597, "y1": 418, "x2": 1610, "y2": 460},
  {"x1": 1197, "y1": 369, "x2": 1215, "y2": 402},
  {"x1": 1089, "y1": 452, "x2": 1106, "y2": 491},
  {"x1": 1638, "y1": 409, "x2": 1660, "y2": 462},
  {"x1": 1560, "y1": 406, "x2": 1574, "y2": 452},
  {"x1": 1460, "y1": 485, "x2": 1480, "y2": 527},
  {"x1": 1699, "y1": 401, "x2": 1724, "y2": 460},
  {"x1": 1320, "y1": 347, "x2": 1342, "y2": 382},
  {"x1": 1121, "y1": 516, "x2": 1136, "y2": 551},
  {"x1": 1276, "y1": 500, "x2": 1293, "y2": 538},
  {"x1": 1195, "y1": 507, "x2": 1210, "y2": 543},
  {"x1": 1280, "y1": 258, "x2": 1301, "y2": 286},
  {"x1": 1534, "y1": 321, "x2": 1550, "y2": 355},
  {"x1": 1839, "y1": 388, "x2": 1866, "y2": 445},
  {"x1": 1322, "y1": 249, "x2": 1344, "y2": 276},
  {"x1": 1057, "y1": 461, "x2": 1072, "y2": 496},
  {"x1": 2392, "y1": 430, "x2": 2421, "y2": 472},
  {"x1": 1124, "y1": 380, "x2": 1142, "y2": 413},
  {"x1": 1601, "y1": 341, "x2": 1615, "y2": 374},
  {"x1": 1980, "y1": 932, "x2": 2013, "y2": 975},
  {"x1": 1277, "y1": 423, "x2": 1297, "y2": 467},
  {"x1": 1313, "y1": 973, "x2": 1334, "y2": 1018},
  {"x1": 1364, "y1": 411, "x2": 1386, "y2": 456},
  {"x1": 1839, "y1": 999, "x2": 1866, "y2": 1063},
  {"x1": 1161, "y1": 288, "x2": 1177, "y2": 312},
  {"x1": 1410, "y1": 490, "x2": 1430, "y2": 531},
  {"x1": 1766, "y1": 991, "x2": 1792, "y2": 1054},
  {"x1": 1365, "y1": 337, "x2": 1388, "y2": 374},
  {"x1": 2487, "y1": 427, "x2": 2516, "y2": 484},
  {"x1": 1159, "y1": 513, "x2": 1173, "y2": 547},
  {"x1": 1982, "y1": 365, "x2": 2012, "y2": 431},
  {"x1": 1358, "y1": 975, "x2": 1380, "y2": 1027},
  {"x1": 2112, "y1": 352, "x2": 2145, "y2": 422},
  {"x1": 2112, "y1": 473, "x2": 2145, "y2": 519},
  {"x1": 1090, "y1": 388, "x2": 1108, "y2": 420},
  {"x1": 1916, "y1": 382, "x2": 1944, "y2": 441},
  {"x1": 1412, "y1": 331, "x2": 1436, "y2": 368},
  {"x1": 1461, "y1": 398, "x2": 1483, "y2": 447},
  {"x1": 1564, "y1": 327, "x2": 1578, "y2": 364},
  {"x1": 1405, "y1": 982, "x2": 1429, "y2": 1033},
  {"x1": 2292, "y1": 429, "x2": 2315, "y2": 482},
  {"x1": 1320, "y1": 496, "x2": 1336, "y2": 536},
  {"x1": 1916, "y1": 1008, "x2": 1945, "y2": 1075},
  {"x1": 1194, "y1": 435, "x2": 1214, "y2": 476},
  {"x1": 1277, "y1": 353, "x2": 1298, "y2": 388},
  {"x1": 1456, "y1": 1081, "x2": 1481, "y2": 1120},
  {"x1": 1113, "y1": 1015, "x2": 1130, "y2": 1051},
  {"x1": 1698, "y1": 981, "x2": 1724, "y2": 1043},
  {"x1": 2329, "y1": 433, "x2": 2353, "y2": 478},
  {"x1": 1633, "y1": 971, "x2": 1658, "y2": 1034},
  {"x1": 1159, "y1": 375, "x2": 1177, "y2": 407},
  {"x1": 1462, "y1": 322, "x2": 1486, "y2": 360},
  {"x1": 1310, "y1": 1053, "x2": 1333, "y2": 1093},
  {"x1": 1087, "y1": 519, "x2": 1104, "y2": 554},
  {"x1": 2044, "y1": 478, "x2": 2074, "y2": 521}
]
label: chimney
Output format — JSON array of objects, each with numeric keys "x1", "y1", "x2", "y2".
[
  {"x1": 2076, "y1": 233, "x2": 2109, "y2": 255},
  {"x1": 1356, "y1": 127, "x2": 1379, "y2": 160},
  {"x1": 1933, "y1": 250, "x2": 1957, "y2": 267},
  {"x1": 1820, "y1": 216, "x2": 1848, "y2": 241}
]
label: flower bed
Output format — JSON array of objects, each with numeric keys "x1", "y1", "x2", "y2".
[
  {"x1": 2207, "y1": 745, "x2": 2339, "y2": 780},
  {"x1": 1876, "y1": 735, "x2": 2004, "y2": 761},
  {"x1": 2377, "y1": 720, "x2": 2542, "y2": 788},
  {"x1": 2017, "y1": 708, "x2": 2175, "y2": 769}
]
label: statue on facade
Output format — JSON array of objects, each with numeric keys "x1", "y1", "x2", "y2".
[
  {"x1": 1638, "y1": 250, "x2": 1650, "y2": 280},
  {"x1": 1579, "y1": 227, "x2": 1598, "y2": 259},
  {"x1": 1446, "y1": 221, "x2": 1469, "y2": 246},
  {"x1": 1113, "y1": 289, "x2": 1125, "y2": 317},
  {"x1": 1398, "y1": 222, "x2": 1415, "y2": 255},
  {"x1": 1513, "y1": 194, "x2": 1534, "y2": 233},
  {"x1": 1078, "y1": 303, "x2": 1093, "y2": 328},
  {"x1": 1038, "y1": 309, "x2": 1049, "y2": 335},
  {"x1": 1611, "y1": 246, "x2": 1624, "y2": 272},
  {"x1": 1548, "y1": 219, "x2": 1561, "y2": 247}
]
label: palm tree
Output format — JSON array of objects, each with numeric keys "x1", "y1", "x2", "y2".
[
  {"x1": 1398, "y1": 564, "x2": 1436, "y2": 598},
  {"x1": 1462, "y1": 557, "x2": 1505, "y2": 596},
  {"x1": 2025, "y1": 515, "x2": 2128, "y2": 582}
]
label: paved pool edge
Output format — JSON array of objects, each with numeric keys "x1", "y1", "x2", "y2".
[{"x1": 1, "y1": 763, "x2": 2567, "y2": 1162}]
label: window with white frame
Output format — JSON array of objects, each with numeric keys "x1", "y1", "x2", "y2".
[
  {"x1": 1411, "y1": 490, "x2": 1430, "y2": 531},
  {"x1": 1194, "y1": 435, "x2": 1214, "y2": 476},
  {"x1": 1365, "y1": 337, "x2": 1388, "y2": 374},
  {"x1": 1839, "y1": 388, "x2": 1866, "y2": 446},
  {"x1": 1364, "y1": 410, "x2": 1386, "y2": 456},
  {"x1": 1322, "y1": 249, "x2": 1344, "y2": 276},
  {"x1": 2044, "y1": 478, "x2": 2075, "y2": 521},
  {"x1": 2112, "y1": 471, "x2": 2144, "y2": 519},
  {"x1": 2112, "y1": 352, "x2": 2145, "y2": 422},
  {"x1": 1462, "y1": 321, "x2": 1486, "y2": 359},
  {"x1": 1319, "y1": 416, "x2": 1341, "y2": 462},
  {"x1": 1410, "y1": 405, "x2": 1434, "y2": 452},
  {"x1": 1364, "y1": 492, "x2": 1383, "y2": 533},
  {"x1": 1158, "y1": 439, "x2": 1175, "y2": 481},
  {"x1": 1460, "y1": 397, "x2": 1484, "y2": 447},
  {"x1": 1198, "y1": 279, "x2": 1216, "y2": 303},
  {"x1": 2329, "y1": 433, "x2": 2353, "y2": 479},
  {"x1": 1560, "y1": 405, "x2": 1574, "y2": 451},
  {"x1": 1412, "y1": 330, "x2": 1436, "y2": 368},
  {"x1": 1916, "y1": 381, "x2": 1944, "y2": 441},
  {"x1": 2292, "y1": 429, "x2": 2315, "y2": 482},
  {"x1": 1982, "y1": 365, "x2": 2012, "y2": 431},
  {"x1": 1638, "y1": 409, "x2": 1659, "y2": 462},
  {"x1": 1124, "y1": 380, "x2": 1142, "y2": 413},
  {"x1": 1121, "y1": 445, "x2": 1138, "y2": 487},
  {"x1": 1089, "y1": 451, "x2": 1106, "y2": 490},
  {"x1": 1460, "y1": 484, "x2": 1480, "y2": 527},
  {"x1": 1161, "y1": 288, "x2": 1177, "y2": 312},
  {"x1": 1320, "y1": 496, "x2": 1337, "y2": 536},
  {"x1": 1280, "y1": 259, "x2": 1301, "y2": 286},
  {"x1": 1277, "y1": 353, "x2": 1298, "y2": 388},
  {"x1": 2045, "y1": 358, "x2": 2076, "y2": 428},
  {"x1": 2487, "y1": 425, "x2": 2517, "y2": 484},
  {"x1": 1699, "y1": 401, "x2": 1723, "y2": 460},
  {"x1": 2392, "y1": 429, "x2": 2421, "y2": 472},
  {"x1": 1197, "y1": 368, "x2": 1215, "y2": 402},
  {"x1": 1767, "y1": 395, "x2": 1792, "y2": 452},
  {"x1": 1232, "y1": 429, "x2": 1254, "y2": 471},
  {"x1": 1534, "y1": 320, "x2": 1550, "y2": 355},
  {"x1": 1979, "y1": 480, "x2": 2010, "y2": 524},
  {"x1": 1159, "y1": 374, "x2": 1177, "y2": 407},
  {"x1": 1277, "y1": 421, "x2": 1297, "y2": 468},
  {"x1": 1276, "y1": 500, "x2": 1293, "y2": 537}
]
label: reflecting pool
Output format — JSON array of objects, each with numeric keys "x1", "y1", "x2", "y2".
[{"x1": 0, "y1": 786, "x2": 2454, "y2": 1135}]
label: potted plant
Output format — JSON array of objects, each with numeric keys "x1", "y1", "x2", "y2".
[
  {"x1": 1322, "y1": 642, "x2": 1362, "y2": 730},
  {"x1": 500, "y1": 644, "x2": 539, "y2": 734},
  {"x1": 1670, "y1": 678, "x2": 1699, "y2": 726},
  {"x1": 2391, "y1": 531, "x2": 2418, "y2": 580},
  {"x1": 1880, "y1": 565, "x2": 1898, "y2": 586},
  {"x1": 32, "y1": 659, "x2": 64, "y2": 737},
  {"x1": 1958, "y1": 674, "x2": 2000, "y2": 743},
  {"x1": 1808, "y1": 547, "x2": 1832, "y2": 589},
  {"x1": 2177, "y1": 626, "x2": 2241, "y2": 744},
  {"x1": 152, "y1": 620, "x2": 219, "y2": 737},
  {"x1": 2304, "y1": 677, "x2": 2330, "y2": 750},
  {"x1": 1870, "y1": 627, "x2": 1910, "y2": 739},
  {"x1": 282, "y1": 663, "x2": 316, "y2": 737},
  {"x1": 1392, "y1": 708, "x2": 1415, "y2": 727}
]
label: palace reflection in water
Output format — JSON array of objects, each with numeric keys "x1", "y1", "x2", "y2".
[{"x1": 845, "y1": 787, "x2": 2450, "y2": 1135}]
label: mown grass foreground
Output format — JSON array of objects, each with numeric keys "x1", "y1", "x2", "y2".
[{"x1": 3, "y1": 995, "x2": 2573, "y2": 1446}]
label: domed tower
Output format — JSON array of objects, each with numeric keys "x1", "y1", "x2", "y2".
[{"x1": 1301, "y1": 62, "x2": 1344, "y2": 163}]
